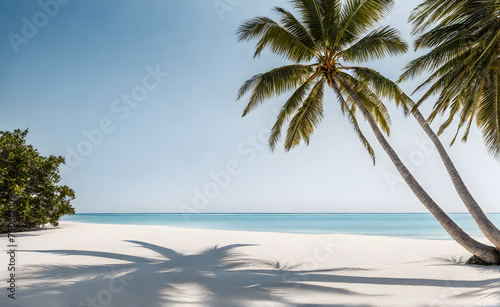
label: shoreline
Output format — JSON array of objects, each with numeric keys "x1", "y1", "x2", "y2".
[
  {"x1": 1, "y1": 221, "x2": 499, "y2": 306},
  {"x1": 60, "y1": 213, "x2": 500, "y2": 240},
  {"x1": 20, "y1": 220, "x2": 478, "y2": 241}
]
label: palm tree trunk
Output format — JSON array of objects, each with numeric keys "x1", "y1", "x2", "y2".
[
  {"x1": 412, "y1": 109, "x2": 500, "y2": 249},
  {"x1": 338, "y1": 79, "x2": 500, "y2": 264}
]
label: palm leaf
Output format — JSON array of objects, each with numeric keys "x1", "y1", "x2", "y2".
[
  {"x1": 273, "y1": 6, "x2": 316, "y2": 49},
  {"x1": 285, "y1": 79, "x2": 325, "y2": 150},
  {"x1": 409, "y1": 0, "x2": 471, "y2": 34},
  {"x1": 269, "y1": 75, "x2": 316, "y2": 151},
  {"x1": 290, "y1": 0, "x2": 326, "y2": 45},
  {"x1": 237, "y1": 16, "x2": 316, "y2": 62},
  {"x1": 238, "y1": 65, "x2": 314, "y2": 117},
  {"x1": 349, "y1": 67, "x2": 412, "y2": 115},
  {"x1": 336, "y1": 71, "x2": 391, "y2": 135},
  {"x1": 319, "y1": 0, "x2": 341, "y2": 50},
  {"x1": 476, "y1": 71, "x2": 500, "y2": 159},
  {"x1": 331, "y1": 80, "x2": 376, "y2": 164},
  {"x1": 337, "y1": 0, "x2": 394, "y2": 47},
  {"x1": 343, "y1": 26, "x2": 408, "y2": 63}
]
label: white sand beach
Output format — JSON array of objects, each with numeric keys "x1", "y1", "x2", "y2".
[{"x1": 1, "y1": 221, "x2": 499, "y2": 307}]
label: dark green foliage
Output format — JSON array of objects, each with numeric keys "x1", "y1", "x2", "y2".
[
  {"x1": 0, "y1": 129, "x2": 75, "y2": 233},
  {"x1": 401, "y1": 0, "x2": 500, "y2": 159}
]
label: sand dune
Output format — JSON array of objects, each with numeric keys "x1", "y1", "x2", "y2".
[{"x1": 1, "y1": 221, "x2": 499, "y2": 306}]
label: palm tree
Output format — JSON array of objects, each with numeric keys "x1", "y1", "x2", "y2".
[
  {"x1": 399, "y1": 0, "x2": 500, "y2": 250},
  {"x1": 236, "y1": 0, "x2": 500, "y2": 264}
]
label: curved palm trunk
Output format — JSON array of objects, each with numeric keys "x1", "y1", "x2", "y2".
[
  {"x1": 338, "y1": 80, "x2": 500, "y2": 264},
  {"x1": 412, "y1": 109, "x2": 500, "y2": 249}
]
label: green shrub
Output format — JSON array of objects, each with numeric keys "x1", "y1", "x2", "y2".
[{"x1": 0, "y1": 129, "x2": 75, "y2": 233}]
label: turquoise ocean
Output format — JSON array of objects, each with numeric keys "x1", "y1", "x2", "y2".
[{"x1": 62, "y1": 213, "x2": 500, "y2": 239}]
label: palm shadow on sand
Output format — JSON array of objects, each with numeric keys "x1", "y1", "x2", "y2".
[
  {"x1": 449, "y1": 264, "x2": 500, "y2": 303},
  {"x1": 12, "y1": 241, "x2": 500, "y2": 307}
]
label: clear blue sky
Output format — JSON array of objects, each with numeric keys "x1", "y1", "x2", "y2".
[{"x1": 1, "y1": 0, "x2": 499, "y2": 213}]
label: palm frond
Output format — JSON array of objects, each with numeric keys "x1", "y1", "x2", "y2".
[
  {"x1": 319, "y1": 0, "x2": 341, "y2": 51},
  {"x1": 269, "y1": 76, "x2": 316, "y2": 151},
  {"x1": 409, "y1": 0, "x2": 471, "y2": 34},
  {"x1": 413, "y1": 22, "x2": 478, "y2": 50},
  {"x1": 476, "y1": 71, "x2": 500, "y2": 159},
  {"x1": 331, "y1": 80, "x2": 376, "y2": 164},
  {"x1": 272, "y1": 6, "x2": 316, "y2": 49},
  {"x1": 336, "y1": 71, "x2": 391, "y2": 135},
  {"x1": 343, "y1": 26, "x2": 408, "y2": 63},
  {"x1": 238, "y1": 65, "x2": 314, "y2": 117},
  {"x1": 337, "y1": 0, "x2": 394, "y2": 47},
  {"x1": 399, "y1": 42, "x2": 469, "y2": 83},
  {"x1": 350, "y1": 66, "x2": 412, "y2": 115},
  {"x1": 236, "y1": 16, "x2": 316, "y2": 62},
  {"x1": 290, "y1": 0, "x2": 326, "y2": 45},
  {"x1": 284, "y1": 79, "x2": 325, "y2": 150}
]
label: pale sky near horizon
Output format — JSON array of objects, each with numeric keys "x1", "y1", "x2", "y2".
[{"x1": 1, "y1": 0, "x2": 499, "y2": 214}]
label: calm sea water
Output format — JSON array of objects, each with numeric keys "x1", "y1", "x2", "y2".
[{"x1": 62, "y1": 213, "x2": 500, "y2": 239}]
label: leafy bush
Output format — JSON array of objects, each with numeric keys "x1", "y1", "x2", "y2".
[{"x1": 0, "y1": 129, "x2": 75, "y2": 232}]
